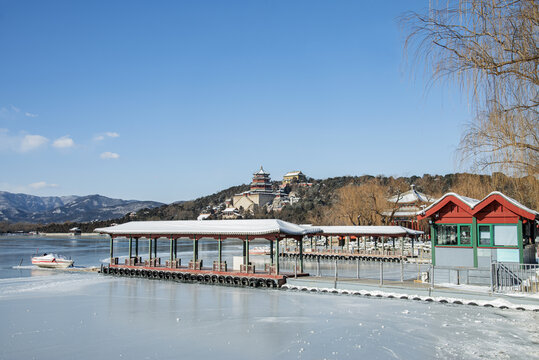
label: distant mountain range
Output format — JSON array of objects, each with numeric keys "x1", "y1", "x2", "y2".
[{"x1": 0, "y1": 191, "x2": 164, "y2": 223}]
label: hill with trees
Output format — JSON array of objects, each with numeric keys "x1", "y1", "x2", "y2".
[{"x1": 3, "y1": 172, "x2": 535, "y2": 234}]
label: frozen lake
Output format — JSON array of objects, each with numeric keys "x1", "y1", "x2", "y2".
[{"x1": 1, "y1": 235, "x2": 538, "y2": 359}]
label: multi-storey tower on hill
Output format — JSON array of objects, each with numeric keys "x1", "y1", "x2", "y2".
[
  {"x1": 232, "y1": 166, "x2": 277, "y2": 212},
  {"x1": 250, "y1": 167, "x2": 273, "y2": 192}
]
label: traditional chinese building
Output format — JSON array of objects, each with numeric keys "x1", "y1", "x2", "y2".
[
  {"x1": 269, "y1": 189, "x2": 298, "y2": 212},
  {"x1": 282, "y1": 170, "x2": 307, "y2": 185},
  {"x1": 233, "y1": 166, "x2": 277, "y2": 212},
  {"x1": 222, "y1": 207, "x2": 241, "y2": 219},
  {"x1": 418, "y1": 191, "x2": 538, "y2": 268},
  {"x1": 250, "y1": 166, "x2": 273, "y2": 192},
  {"x1": 384, "y1": 185, "x2": 435, "y2": 231}
]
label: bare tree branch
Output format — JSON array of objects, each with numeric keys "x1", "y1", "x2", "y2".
[{"x1": 402, "y1": 0, "x2": 538, "y2": 178}]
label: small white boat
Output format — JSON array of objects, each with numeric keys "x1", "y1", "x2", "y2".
[{"x1": 31, "y1": 253, "x2": 74, "y2": 269}]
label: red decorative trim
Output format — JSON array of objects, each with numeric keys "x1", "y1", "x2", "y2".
[
  {"x1": 107, "y1": 233, "x2": 280, "y2": 241},
  {"x1": 476, "y1": 218, "x2": 519, "y2": 224},
  {"x1": 471, "y1": 194, "x2": 536, "y2": 220},
  {"x1": 417, "y1": 196, "x2": 474, "y2": 220},
  {"x1": 435, "y1": 219, "x2": 473, "y2": 224},
  {"x1": 434, "y1": 245, "x2": 473, "y2": 248},
  {"x1": 476, "y1": 246, "x2": 519, "y2": 249}
]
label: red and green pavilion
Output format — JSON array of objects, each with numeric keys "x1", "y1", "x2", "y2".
[{"x1": 417, "y1": 191, "x2": 538, "y2": 268}]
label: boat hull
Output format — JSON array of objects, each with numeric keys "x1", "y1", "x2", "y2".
[{"x1": 31, "y1": 259, "x2": 74, "y2": 269}]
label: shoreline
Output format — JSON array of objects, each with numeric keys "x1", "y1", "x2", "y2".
[
  {"x1": 0, "y1": 233, "x2": 107, "y2": 238},
  {"x1": 40, "y1": 233, "x2": 105, "y2": 237},
  {"x1": 96, "y1": 263, "x2": 539, "y2": 311}
]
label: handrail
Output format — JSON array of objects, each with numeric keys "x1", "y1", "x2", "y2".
[{"x1": 493, "y1": 262, "x2": 539, "y2": 293}]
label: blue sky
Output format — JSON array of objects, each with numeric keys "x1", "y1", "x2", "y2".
[{"x1": 0, "y1": 1, "x2": 471, "y2": 203}]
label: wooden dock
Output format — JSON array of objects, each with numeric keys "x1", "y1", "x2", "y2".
[
  {"x1": 94, "y1": 220, "x2": 427, "y2": 289},
  {"x1": 100, "y1": 264, "x2": 306, "y2": 288}
]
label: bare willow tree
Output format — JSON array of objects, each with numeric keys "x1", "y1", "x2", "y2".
[
  {"x1": 451, "y1": 172, "x2": 539, "y2": 209},
  {"x1": 331, "y1": 183, "x2": 386, "y2": 225},
  {"x1": 329, "y1": 179, "x2": 409, "y2": 226},
  {"x1": 402, "y1": 0, "x2": 538, "y2": 177},
  {"x1": 450, "y1": 173, "x2": 495, "y2": 200}
]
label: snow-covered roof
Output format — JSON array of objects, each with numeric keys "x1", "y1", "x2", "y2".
[
  {"x1": 238, "y1": 190, "x2": 277, "y2": 196},
  {"x1": 284, "y1": 171, "x2": 302, "y2": 177},
  {"x1": 417, "y1": 192, "x2": 480, "y2": 216},
  {"x1": 94, "y1": 219, "x2": 321, "y2": 237},
  {"x1": 223, "y1": 208, "x2": 239, "y2": 213},
  {"x1": 303, "y1": 225, "x2": 423, "y2": 237},
  {"x1": 487, "y1": 191, "x2": 539, "y2": 216},
  {"x1": 382, "y1": 205, "x2": 428, "y2": 217},
  {"x1": 388, "y1": 186, "x2": 435, "y2": 204},
  {"x1": 382, "y1": 210, "x2": 423, "y2": 217},
  {"x1": 254, "y1": 166, "x2": 269, "y2": 175},
  {"x1": 418, "y1": 191, "x2": 538, "y2": 217},
  {"x1": 197, "y1": 213, "x2": 212, "y2": 221}
]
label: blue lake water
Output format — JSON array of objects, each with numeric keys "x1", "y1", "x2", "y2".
[{"x1": 0, "y1": 235, "x2": 538, "y2": 359}]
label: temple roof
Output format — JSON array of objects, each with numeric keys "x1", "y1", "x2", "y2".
[
  {"x1": 254, "y1": 166, "x2": 269, "y2": 176},
  {"x1": 388, "y1": 185, "x2": 435, "y2": 204}
]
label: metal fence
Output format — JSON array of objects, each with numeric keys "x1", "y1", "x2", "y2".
[
  {"x1": 492, "y1": 262, "x2": 539, "y2": 294},
  {"x1": 279, "y1": 257, "x2": 431, "y2": 284},
  {"x1": 280, "y1": 258, "x2": 539, "y2": 294}
]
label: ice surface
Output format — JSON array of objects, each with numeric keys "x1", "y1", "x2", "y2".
[
  {"x1": 1, "y1": 272, "x2": 538, "y2": 359},
  {"x1": 0, "y1": 273, "x2": 112, "y2": 297},
  {"x1": 1, "y1": 235, "x2": 538, "y2": 360}
]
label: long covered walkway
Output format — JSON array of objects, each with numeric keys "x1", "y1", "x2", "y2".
[
  {"x1": 95, "y1": 220, "x2": 423, "y2": 287},
  {"x1": 95, "y1": 219, "x2": 320, "y2": 287}
]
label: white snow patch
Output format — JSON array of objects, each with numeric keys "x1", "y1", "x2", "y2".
[
  {"x1": 283, "y1": 284, "x2": 539, "y2": 311},
  {"x1": 438, "y1": 283, "x2": 491, "y2": 293}
]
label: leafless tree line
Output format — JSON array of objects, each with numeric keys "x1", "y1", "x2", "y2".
[
  {"x1": 313, "y1": 174, "x2": 537, "y2": 226},
  {"x1": 315, "y1": 178, "x2": 410, "y2": 226}
]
